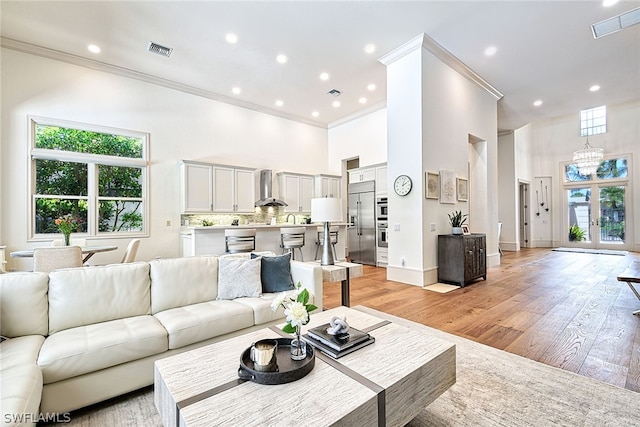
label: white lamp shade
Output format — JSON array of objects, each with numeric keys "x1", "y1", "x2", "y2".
[{"x1": 311, "y1": 198, "x2": 343, "y2": 222}]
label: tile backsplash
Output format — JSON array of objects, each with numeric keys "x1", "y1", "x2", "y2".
[{"x1": 181, "y1": 207, "x2": 310, "y2": 226}]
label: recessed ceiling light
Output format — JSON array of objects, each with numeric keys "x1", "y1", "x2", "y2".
[
  {"x1": 359, "y1": 97, "x2": 367, "y2": 104},
  {"x1": 484, "y1": 46, "x2": 497, "y2": 56},
  {"x1": 364, "y1": 44, "x2": 376, "y2": 54},
  {"x1": 276, "y1": 54, "x2": 288, "y2": 64},
  {"x1": 87, "y1": 44, "x2": 101, "y2": 54},
  {"x1": 590, "y1": 85, "x2": 601, "y2": 92},
  {"x1": 275, "y1": 100, "x2": 284, "y2": 107},
  {"x1": 367, "y1": 83, "x2": 376, "y2": 91},
  {"x1": 533, "y1": 100, "x2": 543, "y2": 107},
  {"x1": 320, "y1": 72, "x2": 330, "y2": 81},
  {"x1": 312, "y1": 111, "x2": 319, "y2": 118},
  {"x1": 603, "y1": 0, "x2": 618, "y2": 6},
  {"x1": 232, "y1": 87, "x2": 241, "y2": 94},
  {"x1": 332, "y1": 101, "x2": 341, "y2": 108},
  {"x1": 225, "y1": 33, "x2": 238, "y2": 44}
]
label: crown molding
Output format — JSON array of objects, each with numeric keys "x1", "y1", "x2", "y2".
[
  {"x1": 328, "y1": 101, "x2": 387, "y2": 129},
  {"x1": 379, "y1": 33, "x2": 503, "y2": 101},
  {"x1": 1, "y1": 37, "x2": 328, "y2": 129}
]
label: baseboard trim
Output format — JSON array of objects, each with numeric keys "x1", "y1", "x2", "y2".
[{"x1": 387, "y1": 265, "x2": 438, "y2": 287}]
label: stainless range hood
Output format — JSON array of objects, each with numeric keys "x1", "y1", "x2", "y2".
[{"x1": 255, "y1": 170, "x2": 287, "y2": 207}]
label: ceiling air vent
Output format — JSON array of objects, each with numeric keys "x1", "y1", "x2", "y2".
[
  {"x1": 327, "y1": 89, "x2": 342, "y2": 97},
  {"x1": 148, "y1": 42, "x2": 173, "y2": 57}
]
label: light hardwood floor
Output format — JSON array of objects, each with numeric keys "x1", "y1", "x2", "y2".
[{"x1": 323, "y1": 248, "x2": 640, "y2": 392}]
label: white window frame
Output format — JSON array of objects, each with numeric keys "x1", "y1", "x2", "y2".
[
  {"x1": 28, "y1": 116, "x2": 150, "y2": 240},
  {"x1": 580, "y1": 105, "x2": 607, "y2": 136}
]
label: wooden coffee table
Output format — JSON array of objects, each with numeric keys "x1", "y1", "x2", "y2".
[{"x1": 154, "y1": 306, "x2": 456, "y2": 427}]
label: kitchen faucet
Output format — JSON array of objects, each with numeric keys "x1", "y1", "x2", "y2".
[{"x1": 286, "y1": 214, "x2": 296, "y2": 224}]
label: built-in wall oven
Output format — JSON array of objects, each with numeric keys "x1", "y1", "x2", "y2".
[
  {"x1": 377, "y1": 222, "x2": 388, "y2": 248},
  {"x1": 376, "y1": 197, "x2": 388, "y2": 221},
  {"x1": 376, "y1": 197, "x2": 388, "y2": 249}
]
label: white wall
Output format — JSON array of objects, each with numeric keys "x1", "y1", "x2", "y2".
[
  {"x1": 1, "y1": 49, "x2": 328, "y2": 270},
  {"x1": 518, "y1": 101, "x2": 639, "y2": 251},
  {"x1": 330, "y1": 93, "x2": 639, "y2": 262},
  {"x1": 327, "y1": 108, "x2": 387, "y2": 174},
  {"x1": 382, "y1": 39, "x2": 499, "y2": 286},
  {"x1": 498, "y1": 131, "x2": 518, "y2": 251}
]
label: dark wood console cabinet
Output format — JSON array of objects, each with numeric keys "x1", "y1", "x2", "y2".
[{"x1": 437, "y1": 234, "x2": 486, "y2": 287}]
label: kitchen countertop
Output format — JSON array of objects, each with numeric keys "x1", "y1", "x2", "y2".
[{"x1": 182, "y1": 223, "x2": 348, "y2": 231}]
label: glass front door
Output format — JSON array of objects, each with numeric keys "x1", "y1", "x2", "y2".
[{"x1": 566, "y1": 185, "x2": 626, "y2": 249}]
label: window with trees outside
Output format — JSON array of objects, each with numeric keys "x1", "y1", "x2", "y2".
[
  {"x1": 30, "y1": 117, "x2": 148, "y2": 239},
  {"x1": 564, "y1": 157, "x2": 628, "y2": 245}
]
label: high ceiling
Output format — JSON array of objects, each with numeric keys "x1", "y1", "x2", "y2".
[{"x1": 1, "y1": 1, "x2": 639, "y2": 131}]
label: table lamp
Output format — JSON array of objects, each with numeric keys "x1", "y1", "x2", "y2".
[{"x1": 311, "y1": 197, "x2": 343, "y2": 266}]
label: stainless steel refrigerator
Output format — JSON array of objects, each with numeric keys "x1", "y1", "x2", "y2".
[{"x1": 348, "y1": 181, "x2": 376, "y2": 265}]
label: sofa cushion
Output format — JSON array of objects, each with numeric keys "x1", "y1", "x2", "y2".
[
  {"x1": 153, "y1": 300, "x2": 254, "y2": 349},
  {"x1": 48, "y1": 262, "x2": 151, "y2": 334},
  {"x1": 217, "y1": 256, "x2": 262, "y2": 300},
  {"x1": 251, "y1": 253, "x2": 295, "y2": 293},
  {"x1": 0, "y1": 335, "x2": 45, "y2": 425},
  {"x1": 38, "y1": 315, "x2": 168, "y2": 384},
  {"x1": 149, "y1": 255, "x2": 219, "y2": 314},
  {"x1": 0, "y1": 335, "x2": 45, "y2": 370},
  {"x1": 0, "y1": 272, "x2": 49, "y2": 337},
  {"x1": 234, "y1": 289, "x2": 299, "y2": 325}
]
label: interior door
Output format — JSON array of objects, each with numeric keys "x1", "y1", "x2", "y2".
[{"x1": 566, "y1": 184, "x2": 627, "y2": 249}]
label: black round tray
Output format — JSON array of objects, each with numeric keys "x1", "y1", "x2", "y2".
[{"x1": 238, "y1": 337, "x2": 315, "y2": 385}]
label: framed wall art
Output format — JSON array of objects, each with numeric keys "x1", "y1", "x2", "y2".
[
  {"x1": 457, "y1": 177, "x2": 468, "y2": 201},
  {"x1": 425, "y1": 172, "x2": 439, "y2": 199},
  {"x1": 439, "y1": 170, "x2": 456, "y2": 204}
]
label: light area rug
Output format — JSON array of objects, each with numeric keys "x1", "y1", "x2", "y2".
[
  {"x1": 552, "y1": 247, "x2": 628, "y2": 256},
  {"x1": 424, "y1": 283, "x2": 460, "y2": 293},
  {"x1": 45, "y1": 306, "x2": 640, "y2": 427}
]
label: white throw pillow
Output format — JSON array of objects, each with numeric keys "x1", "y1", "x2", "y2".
[{"x1": 217, "y1": 256, "x2": 262, "y2": 300}]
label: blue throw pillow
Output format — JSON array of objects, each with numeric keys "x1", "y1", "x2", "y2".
[{"x1": 251, "y1": 253, "x2": 295, "y2": 293}]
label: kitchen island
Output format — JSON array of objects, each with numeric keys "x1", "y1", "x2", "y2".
[{"x1": 181, "y1": 223, "x2": 347, "y2": 261}]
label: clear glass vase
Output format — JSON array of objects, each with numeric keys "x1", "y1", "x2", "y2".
[
  {"x1": 63, "y1": 232, "x2": 71, "y2": 246},
  {"x1": 290, "y1": 324, "x2": 306, "y2": 360}
]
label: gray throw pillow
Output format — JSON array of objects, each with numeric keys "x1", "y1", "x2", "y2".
[
  {"x1": 217, "y1": 256, "x2": 262, "y2": 300},
  {"x1": 251, "y1": 253, "x2": 295, "y2": 293}
]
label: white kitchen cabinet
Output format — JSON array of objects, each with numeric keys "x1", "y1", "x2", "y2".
[
  {"x1": 234, "y1": 168, "x2": 256, "y2": 212},
  {"x1": 349, "y1": 167, "x2": 376, "y2": 183},
  {"x1": 375, "y1": 165, "x2": 387, "y2": 196},
  {"x1": 180, "y1": 161, "x2": 213, "y2": 213},
  {"x1": 212, "y1": 166, "x2": 256, "y2": 213},
  {"x1": 315, "y1": 174, "x2": 341, "y2": 198},
  {"x1": 278, "y1": 172, "x2": 314, "y2": 213},
  {"x1": 180, "y1": 160, "x2": 255, "y2": 214},
  {"x1": 348, "y1": 163, "x2": 387, "y2": 195}
]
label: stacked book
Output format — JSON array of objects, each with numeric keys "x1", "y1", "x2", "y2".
[{"x1": 302, "y1": 323, "x2": 374, "y2": 359}]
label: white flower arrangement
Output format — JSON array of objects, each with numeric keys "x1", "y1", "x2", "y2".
[{"x1": 270, "y1": 282, "x2": 317, "y2": 334}]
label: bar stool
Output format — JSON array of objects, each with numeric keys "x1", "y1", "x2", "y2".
[
  {"x1": 225, "y1": 229, "x2": 256, "y2": 254},
  {"x1": 314, "y1": 225, "x2": 338, "y2": 261},
  {"x1": 280, "y1": 227, "x2": 306, "y2": 261}
]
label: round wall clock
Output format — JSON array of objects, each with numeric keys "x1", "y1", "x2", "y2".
[{"x1": 393, "y1": 175, "x2": 412, "y2": 196}]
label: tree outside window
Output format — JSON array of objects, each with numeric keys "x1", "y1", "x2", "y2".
[{"x1": 32, "y1": 119, "x2": 147, "y2": 238}]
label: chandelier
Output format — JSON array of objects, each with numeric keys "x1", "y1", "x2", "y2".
[{"x1": 573, "y1": 138, "x2": 603, "y2": 176}]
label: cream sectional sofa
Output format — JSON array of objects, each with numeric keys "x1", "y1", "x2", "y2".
[{"x1": 0, "y1": 253, "x2": 322, "y2": 426}]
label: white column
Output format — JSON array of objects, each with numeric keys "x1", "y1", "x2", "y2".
[{"x1": 380, "y1": 34, "x2": 502, "y2": 286}]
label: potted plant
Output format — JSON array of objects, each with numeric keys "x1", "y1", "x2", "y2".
[
  {"x1": 448, "y1": 210, "x2": 468, "y2": 235},
  {"x1": 568, "y1": 224, "x2": 586, "y2": 242}
]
